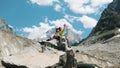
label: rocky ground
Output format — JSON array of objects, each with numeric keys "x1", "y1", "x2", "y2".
[
  {"x1": 73, "y1": 34, "x2": 120, "y2": 68},
  {"x1": 2, "y1": 48, "x2": 65, "y2": 68}
]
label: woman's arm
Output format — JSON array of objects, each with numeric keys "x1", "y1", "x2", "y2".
[
  {"x1": 63, "y1": 24, "x2": 66, "y2": 31},
  {"x1": 60, "y1": 24, "x2": 66, "y2": 36}
]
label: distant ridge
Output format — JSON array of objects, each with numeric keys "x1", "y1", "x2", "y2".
[{"x1": 0, "y1": 18, "x2": 14, "y2": 33}]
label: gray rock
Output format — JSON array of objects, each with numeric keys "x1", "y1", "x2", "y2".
[{"x1": 46, "y1": 50, "x2": 77, "y2": 68}]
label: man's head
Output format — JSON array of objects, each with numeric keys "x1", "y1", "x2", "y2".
[
  {"x1": 56, "y1": 28, "x2": 59, "y2": 32},
  {"x1": 58, "y1": 27, "x2": 62, "y2": 31}
]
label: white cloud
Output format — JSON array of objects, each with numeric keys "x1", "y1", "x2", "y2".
[
  {"x1": 50, "y1": 18, "x2": 72, "y2": 28},
  {"x1": 64, "y1": 0, "x2": 95, "y2": 14},
  {"x1": 22, "y1": 18, "x2": 82, "y2": 43},
  {"x1": 54, "y1": 4, "x2": 62, "y2": 12},
  {"x1": 30, "y1": 0, "x2": 59, "y2": 6},
  {"x1": 8, "y1": 25, "x2": 13, "y2": 29},
  {"x1": 23, "y1": 23, "x2": 54, "y2": 40},
  {"x1": 79, "y1": 15, "x2": 97, "y2": 29},
  {"x1": 64, "y1": 0, "x2": 113, "y2": 14},
  {"x1": 64, "y1": 14, "x2": 79, "y2": 23},
  {"x1": 64, "y1": 14, "x2": 97, "y2": 29},
  {"x1": 29, "y1": 0, "x2": 113, "y2": 14},
  {"x1": 91, "y1": 0, "x2": 113, "y2": 7}
]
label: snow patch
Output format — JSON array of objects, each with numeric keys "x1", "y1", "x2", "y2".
[
  {"x1": 118, "y1": 29, "x2": 120, "y2": 32},
  {"x1": 114, "y1": 34, "x2": 120, "y2": 38}
]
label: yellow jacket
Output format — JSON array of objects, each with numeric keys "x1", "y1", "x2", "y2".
[{"x1": 60, "y1": 30, "x2": 64, "y2": 36}]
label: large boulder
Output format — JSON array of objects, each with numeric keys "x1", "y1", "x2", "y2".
[
  {"x1": 1, "y1": 48, "x2": 65, "y2": 68},
  {"x1": 1, "y1": 46, "x2": 77, "y2": 68}
]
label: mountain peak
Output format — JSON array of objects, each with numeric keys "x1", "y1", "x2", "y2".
[
  {"x1": 89, "y1": 0, "x2": 120, "y2": 37},
  {"x1": 108, "y1": 0, "x2": 120, "y2": 12},
  {"x1": 79, "y1": 0, "x2": 120, "y2": 44},
  {"x1": 0, "y1": 18, "x2": 14, "y2": 33}
]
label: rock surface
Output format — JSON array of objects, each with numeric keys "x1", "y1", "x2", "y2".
[
  {"x1": 0, "y1": 29, "x2": 42, "y2": 68},
  {"x1": 0, "y1": 30, "x2": 41, "y2": 56},
  {"x1": 2, "y1": 49, "x2": 65, "y2": 68},
  {"x1": 1, "y1": 47, "x2": 77, "y2": 68}
]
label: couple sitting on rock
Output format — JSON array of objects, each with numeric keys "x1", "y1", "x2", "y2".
[{"x1": 47, "y1": 24, "x2": 70, "y2": 47}]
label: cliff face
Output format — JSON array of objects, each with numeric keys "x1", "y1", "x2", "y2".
[
  {"x1": 74, "y1": 0, "x2": 120, "y2": 67},
  {"x1": 91, "y1": 0, "x2": 120, "y2": 35},
  {"x1": 80, "y1": 0, "x2": 120, "y2": 44},
  {"x1": 89, "y1": 0, "x2": 120, "y2": 40}
]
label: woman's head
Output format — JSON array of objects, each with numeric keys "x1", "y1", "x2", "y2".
[
  {"x1": 56, "y1": 28, "x2": 59, "y2": 32},
  {"x1": 56, "y1": 27, "x2": 62, "y2": 32},
  {"x1": 58, "y1": 27, "x2": 62, "y2": 31}
]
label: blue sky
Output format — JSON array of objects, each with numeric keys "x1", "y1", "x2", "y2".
[{"x1": 0, "y1": 0, "x2": 113, "y2": 39}]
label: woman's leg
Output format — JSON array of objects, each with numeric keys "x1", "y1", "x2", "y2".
[{"x1": 66, "y1": 37, "x2": 70, "y2": 47}]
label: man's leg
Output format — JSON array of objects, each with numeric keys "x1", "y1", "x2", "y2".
[{"x1": 57, "y1": 36, "x2": 61, "y2": 46}]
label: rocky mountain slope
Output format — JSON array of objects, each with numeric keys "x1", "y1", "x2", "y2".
[
  {"x1": 85, "y1": 0, "x2": 120, "y2": 44},
  {"x1": 74, "y1": 0, "x2": 120, "y2": 68},
  {"x1": 0, "y1": 18, "x2": 77, "y2": 68}
]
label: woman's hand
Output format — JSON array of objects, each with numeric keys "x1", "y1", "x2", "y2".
[{"x1": 64, "y1": 24, "x2": 66, "y2": 27}]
